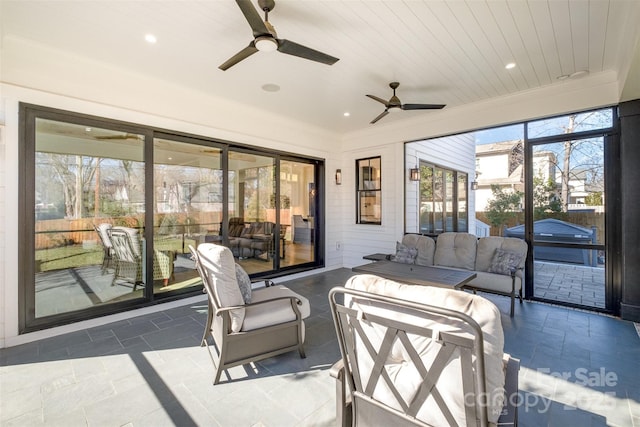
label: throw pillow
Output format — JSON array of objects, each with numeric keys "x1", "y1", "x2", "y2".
[
  {"x1": 393, "y1": 241, "x2": 418, "y2": 264},
  {"x1": 235, "y1": 263, "x2": 252, "y2": 304},
  {"x1": 488, "y1": 248, "x2": 523, "y2": 276}
]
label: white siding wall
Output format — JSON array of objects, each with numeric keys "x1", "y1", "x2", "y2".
[
  {"x1": 339, "y1": 144, "x2": 403, "y2": 268},
  {"x1": 0, "y1": 125, "x2": 5, "y2": 348},
  {"x1": 405, "y1": 133, "x2": 476, "y2": 234}
]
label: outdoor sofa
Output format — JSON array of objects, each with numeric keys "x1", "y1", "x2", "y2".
[{"x1": 393, "y1": 232, "x2": 528, "y2": 316}]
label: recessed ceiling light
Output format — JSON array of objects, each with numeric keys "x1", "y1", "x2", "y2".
[
  {"x1": 343, "y1": 112, "x2": 350, "y2": 117},
  {"x1": 261, "y1": 83, "x2": 280, "y2": 92},
  {"x1": 85, "y1": 127, "x2": 92, "y2": 132},
  {"x1": 145, "y1": 34, "x2": 157, "y2": 44},
  {"x1": 505, "y1": 62, "x2": 516, "y2": 70}
]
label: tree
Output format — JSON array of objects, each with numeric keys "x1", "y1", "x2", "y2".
[
  {"x1": 585, "y1": 192, "x2": 603, "y2": 206},
  {"x1": 532, "y1": 175, "x2": 562, "y2": 219},
  {"x1": 485, "y1": 185, "x2": 522, "y2": 235},
  {"x1": 531, "y1": 111, "x2": 608, "y2": 212}
]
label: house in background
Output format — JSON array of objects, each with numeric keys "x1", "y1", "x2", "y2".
[{"x1": 474, "y1": 141, "x2": 524, "y2": 211}]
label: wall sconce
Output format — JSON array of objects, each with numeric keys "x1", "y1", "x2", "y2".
[
  {"x1": 471, "y1": 181, "x2": 479, "y2": 190},
  {"x1": 335, "y1": 169, "x2": 342, "y2": 185},
  {"x1": 409, "y1": 167, "x2": 420, "y2": 181}
]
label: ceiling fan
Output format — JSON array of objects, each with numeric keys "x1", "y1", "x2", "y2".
[
  {"x1": 219, "y1": 0, "x2": 339, "y2": 71},
  {"x1": 366, "y1": 82, "x2": 446, "y2": 124}
]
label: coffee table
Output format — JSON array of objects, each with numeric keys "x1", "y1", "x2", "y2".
[{"x1": 352, "y1": 260, "x2": 476, "y2": 290}]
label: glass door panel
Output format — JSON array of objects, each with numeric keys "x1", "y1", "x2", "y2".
[
  {"x1": 34, "y1": 119, "x2": 145, "y2": 318},
  {"x1": 281, "y1": 160, "x2": 316, "y2": 267},
  {"x1": 445, "y1": 170, "x2": 454, "y2": 231},
  {"x1": 419, "y1": 165, "x2": 434, "y2": 233},
  {"x1": 528, "y1": 137, "x2": 606, "y2": 308},
  {"x1": 229, "y1": 151, "x2": 275, "y2": 274},
  {"x1": 153, "y1": 138, "x2": 221, "y2": 295},
  {"x1": 434, "y1": 169, "x2": 444, "y2": 233}
]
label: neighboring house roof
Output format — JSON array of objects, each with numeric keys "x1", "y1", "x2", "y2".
[{"x1": 475, "y1": 140, "x2": 523, "y2": 156}]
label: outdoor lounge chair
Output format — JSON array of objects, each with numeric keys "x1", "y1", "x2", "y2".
[
  {"x1": 109, "y1": 226, "x2": 174, "y2": 290},
  {"x1": 190, "y1": 243, "x2": 310, "y2": 384},
  {"x1": 329, "y1": 274, "x2": 519, "y2": 427},
  {"x1": 94, "y1": 223, "x2": 114, "y2": 273}
]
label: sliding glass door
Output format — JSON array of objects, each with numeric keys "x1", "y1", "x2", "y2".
[
  {"x1": 31, "y1": 118, "x2": 146, "y2": 323},
  {"x1": 20, "y1": 104, "x2": 324, "y2": 332}
]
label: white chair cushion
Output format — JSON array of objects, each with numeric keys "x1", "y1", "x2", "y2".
[
  {"x1": 242, "y1": 285, "x2": 310, "y2": 332},
  {"x1": 197, "y1": 244, "x2": 245, "y2": 333},
  {"x1": 345, "y1": 274, "x2": 505, "y2": 425},
  {"x1": 433, "y1": 232, "x2": 477, "y2": 270},
  {"x1": 469, "y1": 270, "x2": 522, "y2": 293}
]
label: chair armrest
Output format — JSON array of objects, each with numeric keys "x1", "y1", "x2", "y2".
[
  {"x1": 330, "y1": 359, "x2": 352, "y2": 427},
  {"x1": 329, "y1": 359, "x2": 344, "y2": 379}
]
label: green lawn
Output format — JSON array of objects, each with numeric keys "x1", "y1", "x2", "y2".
[{"x1": 36, "y1": 245, "x2": 103, "y2": 272}]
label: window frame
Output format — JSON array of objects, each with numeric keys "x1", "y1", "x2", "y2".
[
  {"x1": 417, "y1": 161, "x2": 468, "y2": 235},
  {"x1": 355, "y1": 156, "x2": 382, "y2": 225}
]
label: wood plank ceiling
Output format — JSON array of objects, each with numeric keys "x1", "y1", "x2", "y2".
[{"x1": 2, "y1": 0, "x2": 639, "y2": 134}]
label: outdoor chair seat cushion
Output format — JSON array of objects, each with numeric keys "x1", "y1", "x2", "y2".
[
  {"x1": 345, "y1": 273, "x2": 506, "y2": 425},
  {"x1": 242, "y1": 285, "x2": 310, "y2": 332},
  {"x1": 468, "y1": 270, "x2": 522, "y2": 294}
]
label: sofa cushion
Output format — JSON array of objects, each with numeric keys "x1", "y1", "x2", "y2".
[
  {"x1": 197, "y1": 244, "x2": 245, "y2": 333},
  {"x1": 344, "y1": 274, "x2": 505, "y2": 425},
  {"x1": 488, "y1": 248, "x2": 525, "y2": 276},
  {"x1": 393, "y1": 241, "x2": 417, "y2": 264},
  {"x1": 401, "y1": 234, "x2": 435, "y2": 266},
  {"x1": 468, "y1": 270, "x2": 522, "y2": 293},
  {"x1": 433, "y1": 232, "x2": 477, "y2": 270},
  {"x1": 475, "y1": 236, "x2": 527, "y2": 273}
]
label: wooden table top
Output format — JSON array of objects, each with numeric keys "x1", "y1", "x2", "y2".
[{"x1": 352, "y1": 260, "x2": 476, "y2": 290}]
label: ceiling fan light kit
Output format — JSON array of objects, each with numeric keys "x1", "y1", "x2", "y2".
[
  {"x1": 219, "y1": 0, "x2": 339, "y2": 70},
  {"x1": 255, "y1": 36, "x2": 277, "y2": 52}
]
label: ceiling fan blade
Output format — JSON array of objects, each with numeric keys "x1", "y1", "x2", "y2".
[
  {"x1": 219, "y1": 42, "x2": 259, "y2": 71},
  {"x1": 276, "y1": 39, "x2": 339, "y2": 65},
  {"x1": 366, "y1": 94, "x2": 390, "y2": 107},
  {"x1": 402, "y1": 103, "x2": 446, "y2": 110},
  {"x1": 236, "y1": 0, "x2": 270, "y2": 37},
  {"x1": 370, "y1": 110, "x2": 389, "y2": 124}
]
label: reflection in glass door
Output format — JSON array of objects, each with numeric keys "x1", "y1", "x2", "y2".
[
  {"x1": 153, "y1": 137, "x2": 222, "y2": 296},
  {"x1": 281, "y1": 160, "x2": 316, "y2": 268},
  {"x1": 528, "y1": 136, "x2": 606, "y2": 309},
  {"x1": 228, "y1": 151, "x2": 275, "y2": 275},
  {"x1": 33, "y1": 119, "x2": 145, "y2": 318}
]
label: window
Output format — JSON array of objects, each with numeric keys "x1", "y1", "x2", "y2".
[
  {"x1": 356, "y1": 157, "x2": 381, "y2": 224},
  {"x1": 418, "y1": 163, "x2": 468, "y2": 234}
]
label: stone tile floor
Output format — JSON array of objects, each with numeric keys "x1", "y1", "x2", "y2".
[
  {"x1": 1, "y1": 268, "x2": 638, "y2": 427},
  {"x1": 534, "y1": 261, "x2": 606, "y2": 308}
]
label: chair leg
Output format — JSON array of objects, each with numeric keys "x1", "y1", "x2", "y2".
[
  {"x1": 201, "y1": 306, "x2": 213, "y2": 347},
  {"x1": 510, "y1": 293, "x2": 515, "y2": 317}
]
